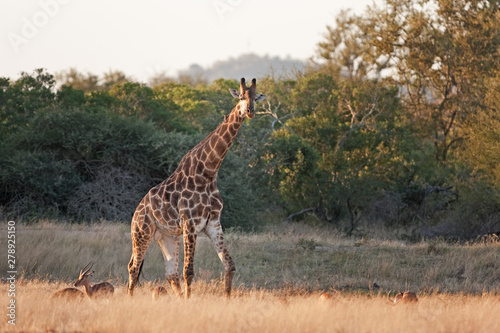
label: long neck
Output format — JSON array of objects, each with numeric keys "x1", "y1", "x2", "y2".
[{"x1": 176, "y1": 105, "x2": 245, "y2": 182}]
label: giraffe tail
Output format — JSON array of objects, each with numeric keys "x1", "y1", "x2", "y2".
[{"x1": 137, "y1": 260, "x2": 145, "y2": 283}]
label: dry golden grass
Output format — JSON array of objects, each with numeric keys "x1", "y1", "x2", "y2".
[
  {"x1": 4, "y1": 220, "x2": 499, "y2": 294},
  {"x1": 1, "y1": 221, "x2": 500, "y2": 331},
  {"x1": 1, "y1": 279, "x2": 500, "y2": 333}
]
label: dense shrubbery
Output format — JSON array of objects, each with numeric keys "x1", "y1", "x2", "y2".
[
  {"x1": 1, "y1": 0, "x2": 499, "y2": 237},
  {"x1": 0, "y1": 73, "x2": 257, "y2": 228},
  {"x1": 0, "y1": 66, "x2": 498, "y2": 236}
]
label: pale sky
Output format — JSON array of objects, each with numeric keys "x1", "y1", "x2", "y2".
[{"x1": 1, "y1": 0, "x2": 377, "y2": 83}]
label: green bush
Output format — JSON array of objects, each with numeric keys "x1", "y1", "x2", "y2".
[
  {"x1": 0, "y1": 103, "x2": 259, "y2": 227},
  {"x1": 1, "y1": 107, "x2": 172, "y2": 220},
  {"x1": 0, "y1": 151, "x2": 82, "y2": 217},
  {"x1": 216, "y1": 151, "x2": 259, "y2": 230},
  {"x1": 6, "y1": 107, "x2": 169, "y2": 177}
]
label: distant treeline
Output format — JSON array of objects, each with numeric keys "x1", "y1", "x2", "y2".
[{"x1": 1, "y1": 0, "x2": 499, "y2": 239}]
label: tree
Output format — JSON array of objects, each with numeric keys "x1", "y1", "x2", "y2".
[
  {"x1": 317, "y1": 0, "x2": 500, "y2": 162},
  {"x1": 153, "y1": 82, "x2": 219, "y2": 132},
  {"x1": 148, "y1": 71, "x2": 176, "y2": 87},
  {"x1": 257, "y1": 72, "x2": 403, "y2": 225},
  {"x1": 101, "y1": 70, "x2": 131, "y2": 90},
  {"x1": 461, "y1": 70, "x2": 500, "y2": 188},
  {"x1": 0, "y1": 69, "x2": 56, "y2": 137},
  {"x1": 109, "y1": 82, "x2": 191, "y2": 132},
  {"x1": 316, "y1": 10, "x2": 372, "y2": 81},
  {"x1": 56, "y1": 68, "x2": 100, "y2": 92},
  {"x1": 372, "y1": 0, "x2": 500, "y2": 161},
  {"x1": 56, "y1": 68, "x2": 131, "y2": 92},
  {"x1": 56, "y1": 85, "x2": 86, "y2": 107}
]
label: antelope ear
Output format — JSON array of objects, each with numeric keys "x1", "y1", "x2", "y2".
[
  {"x1": 229, "y1": 89, "x2": 240, "y2": 98},
  {"x1": 255, "y1": 94, "x2": 267, "y2": 102}
]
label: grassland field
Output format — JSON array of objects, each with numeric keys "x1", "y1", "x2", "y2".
[{"x1": 1, "y1": 220, "x2": 499, "y2": 332}]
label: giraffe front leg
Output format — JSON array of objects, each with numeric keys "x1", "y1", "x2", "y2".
[
  {"x1": 182, "y1": 229, "x2": 197, "y2": 299},
  {"x1": 204, "y1": 219, "x2": 236, "y2": 298}
]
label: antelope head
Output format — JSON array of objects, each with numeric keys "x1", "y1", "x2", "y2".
[{"x1": 74, "y1": 262, "x2": 94, "y2": 287}]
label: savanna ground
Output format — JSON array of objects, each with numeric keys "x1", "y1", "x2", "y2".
[{"x1": 1, "y1": 220, "x2": 500, "y2": 332}]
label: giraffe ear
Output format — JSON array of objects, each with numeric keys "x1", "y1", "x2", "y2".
[
  {"x1": 255, "y1": 94, "x2": 267, "y2": 102},
  {"x1": 229, "y1": 89, "x2": 240, "y2": 98}
]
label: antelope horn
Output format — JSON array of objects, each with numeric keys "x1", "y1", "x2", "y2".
[
  {"x1": 80, "y1": 262, "x2": 93, "y2": 275},
  {"x1": 240, "y1": 78, "x2": 247, "y2": 91}
]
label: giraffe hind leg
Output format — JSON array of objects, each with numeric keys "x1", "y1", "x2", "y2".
[
  {"x1": 128, "y1": 212, "x2": 154, "y2": 296},
  {"x1": 155, "y1": 232, "x2": 182, "y2": 297}
]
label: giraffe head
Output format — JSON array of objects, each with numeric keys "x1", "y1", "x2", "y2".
[{"x1": 229, "y1": 78, "x2": 267, "y2": 119}]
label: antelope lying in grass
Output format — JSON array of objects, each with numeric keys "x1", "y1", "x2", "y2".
[
  {"x1": 152, "y1": 286, "x2": 168, "y2": 300},
  {"x1": 319, "y1": 293, "x2": 334, "y2": 302},
  {"x1": 52, "y1": 287, "x2": 85, "y2": 301},
  {"x1": 74, "y1": 262, "x2": 114, "y2": 299},
  {"x1": 394, "y1": 291, "x2": 418, "y2": 304}
]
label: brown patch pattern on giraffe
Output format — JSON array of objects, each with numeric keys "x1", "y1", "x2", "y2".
[{"x1": 128, "y1": 78, "x2": 266, "y2": 298}]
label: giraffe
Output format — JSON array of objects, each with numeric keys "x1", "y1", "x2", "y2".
[{"x1": 128, "y1": 78, "x2": 266, "y2": 299}]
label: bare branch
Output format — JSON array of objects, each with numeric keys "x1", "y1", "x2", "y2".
[
  {"x1": 256, "y1": 100, "x2": 298, "y2": 135},
  {"x1": 336, "y1": 98, "x2": 380, "y2": 153},
  {"x1": 286, "y1": 207, "x2": 317, "y2": 223}
]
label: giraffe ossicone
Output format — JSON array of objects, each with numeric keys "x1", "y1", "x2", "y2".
[{"x1": 127, "y1": 78, "x2": 267, "y2": 299}]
